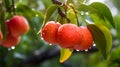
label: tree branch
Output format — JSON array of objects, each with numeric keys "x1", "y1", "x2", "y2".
[
  {"x1": 51, "y1": 0, "x2": 62, "y2": 5},
  {"x1": 17, "y1": 46, "x2": 98, "y2": 67}
]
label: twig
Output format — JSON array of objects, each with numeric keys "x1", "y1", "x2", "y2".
[
  {"x1": 51, "y1": 0, "x2": 62, "y2": 5},
  {"x1": 58, "y1": 8, "x2": 70, "y2": 23},
  {"x1": 69, "y1": 5, "x2": 80, "y2": 26},
  {"x1": 11, "y1": 0, "x2": 16, "y2": 15}
]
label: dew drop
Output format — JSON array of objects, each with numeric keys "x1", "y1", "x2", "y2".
[
  {"x1": 49, "y1": 44, "x2": 52, "y2": 46},
  {"x1": 80, "y1": 11, "x2": 84, "y2": 15},
  {"x1": 93, "y1": 44, "x2": 96, "y2": 46},
  {"x1": 85, "y1": 49, "x2": 88, "y2": 52},
  {"x1": 89, "y1": 47, "x2": 91, "y2": 49},
  {"x1": 32, "y1": 8, "x2": 35, "y2": 10},
  {"x1": 36, "y1": 14, "x2": 38, "y2": 17},
  {"x1": 11, "y1": 46, "x2": 15, "y2": 50},
  {"x1": 76, "y1": 50, "x2": 79, "y2": 51},
  {"x1": 41, "y1": 37, "x2": 44, "y2": 40},
  {"x1": 14, "y1": 6, "x2": 17, "y2": 8},
  {"x1": 85, "y1": 12, "x2": 89, "y2": 15}
]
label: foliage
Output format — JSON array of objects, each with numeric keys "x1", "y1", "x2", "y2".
[{"x1": 0, "y1": 0, "x2": 120, "y2": 67}]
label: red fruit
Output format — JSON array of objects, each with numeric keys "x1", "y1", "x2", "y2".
[
  {"x1": 2, "y1": 33, "x2": 21, "y2": 48},
  {"x1": 57, "y1": 24, "x2": 82, "y2": 48},
  {"x1": 0, "y1": 31, "x2": 3, "y2": 44},
  {"x1": 41, "y1": 21, "x2": 61, "y2": 45},
  {"x1": 74, "y1": 26, "x2": 93, "y2": 50},
  {"x1": 8, "y1": 15, "x2": 29, "y2": 37}
]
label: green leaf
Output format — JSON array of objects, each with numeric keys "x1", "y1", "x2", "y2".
[
  {"x1": 87, "y1": 24, "x2": 112, "y2": 59},
  {"x1": 78, "y1": 4, "x2": 89, "y2": 12},
  {"x1": 16, "y1": 4, "x2": 44, "y2": 38},
  {"x1": 60, "y1": 48, "x2": 73, "y2": 63},
  {"x1": 67, "y1": 5, "x2": 77, "y2": 25},
  {"x1": 77, "y1": 2, "x2": 114, "y2": 28},
  {"x1": 110, "y1": 47, "x2": 120, "y2": 61},
  {"x1": 90, "y1": 13, "x2": 111, "y2": 29},
  {"x1": 4, "y1": 0, "x2": 11, "y2": 12},
  {"x1": 114, "y1": 14, "x2": 120, "y2": 40},
  {"x1": 42, "y1": 4, "x2": 59, "y2": 28},
  {"x1": 89, "y1": 2, "x2": 115, "y2": 28}
]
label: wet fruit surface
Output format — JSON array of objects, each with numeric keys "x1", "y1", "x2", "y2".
[
  {"x1": 2, "y1": 33, "x2": 21, "y2": 48},
  {"x1": 8, "y1": 15, "x2": 29, "y2": 37},
  {"x1": 74, "y1": 26, "x2": 93, "y2": 50},
  {"x1": 57, "y1": 23, "x2": 82, "y2": 48},
  {"x1": 41, "y1": 21, "x2": 61, "y2": 45}
]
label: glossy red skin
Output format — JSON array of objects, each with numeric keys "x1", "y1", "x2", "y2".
[
  {"x1": 0, "y1": 31, "x2": 3, "y2": 45},
  {"x1": 74, "y1": 26, "x2": 93, "y2": 50},
  {"x1": 57, "y1": 24, "x2": 82, "y2": 48},
  {"x1": 8, "y1": 15, "x2": 29, "y2": 37},
  {"x1": 2, "y1": 33, "x2": 21, "y2": 48},
  {"x1": 41, "y1": 21, "x2": 61, "y2": 45}
]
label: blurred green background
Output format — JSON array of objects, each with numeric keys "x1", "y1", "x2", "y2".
[{"x1": 1, "y1": 0, "x2": 120, "y2": 67}]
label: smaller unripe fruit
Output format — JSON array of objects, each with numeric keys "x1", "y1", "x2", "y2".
[
  {"x1": 74, "y1": 26, "x2": 93, "y2": 50},
  {"x1": 41, "y1": 21, "x2": 61, "y2": 45},
  {"x1": 2, "y1": 33, "x2": 21, "y2": 48},
  {"x1": 8, "y1": 15, "x2": 29, "y2": 37},
  {"x1": 57, "y1": 24, "x2": 82, "y2": 48}
]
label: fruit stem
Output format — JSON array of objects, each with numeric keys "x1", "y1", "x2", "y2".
[
  {"x1": 70, "y1": 5, "x2": 80, "y2": 26},
  {"x1": 57, "y1": 8, "x2": 70, "y2": 23},
  {"x1": 51, "y1": 0, "x2": 62, "y2": 5}
]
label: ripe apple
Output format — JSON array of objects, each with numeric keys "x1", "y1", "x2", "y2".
[
  {"x1": 57, "y1": 23, "x2": 82, "y2": 48},
  {"x1": 2, "y1": 33, "x2": 21, "y2": 48},
  {"x1": 74, "y1": 26, "x2": 93, "y2": 50},
  {"x1": 8, "y1": 15, "x2": 29, "y2": 37},
  {"x1": 41, "y1": 21, "x2": 61, "y2": 45}
]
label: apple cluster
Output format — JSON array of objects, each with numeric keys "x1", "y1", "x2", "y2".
[
  {"x1": 0, "y1": 15, "x2": 29, "y2": 48},
  {"x1": 41, "y1": 21, "x2": 93, "y2": 50}
]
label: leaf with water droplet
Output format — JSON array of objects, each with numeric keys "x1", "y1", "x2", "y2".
[
  {"x1": 87, "y1": 24, "x2": 112, "y2": 59},
  {"x1": 42, "y1": 4, "x2": 59, "y2": 28},
  {"x1": 89, "y1": 2, "x2": 115, "y2": 28},
  {"x1": 60, "y1": 48, "x2": 73, "y2": 63}
]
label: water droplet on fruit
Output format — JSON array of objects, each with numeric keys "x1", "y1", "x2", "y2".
[
  {"x1": 76, "y1": 50, "x2": 79, "y2": 51},
  {"x1": 49, "y1": 44, "x2": 52, "y2": 45},
  {"x1": 85, "y1": 49, "x2": 88, "y2": 52},
  {"x1": 42, "y1": 33, "x2": 45, "y2": 35},
  {"x1": 89, "y1": 47, "x2": 91, "y2": 49},
  {"x1": 93, "y1": 44, "x2": 96, "y2": 46},
  {"x1": 11, "y1": 46, "x2": 15, "y2": 50},
  {"x1": 45, "y1": 28, "x2": 47, "y2": 31},
  {"x1": 41, "y1": 38, "x2": 44, "y2": 40}
]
